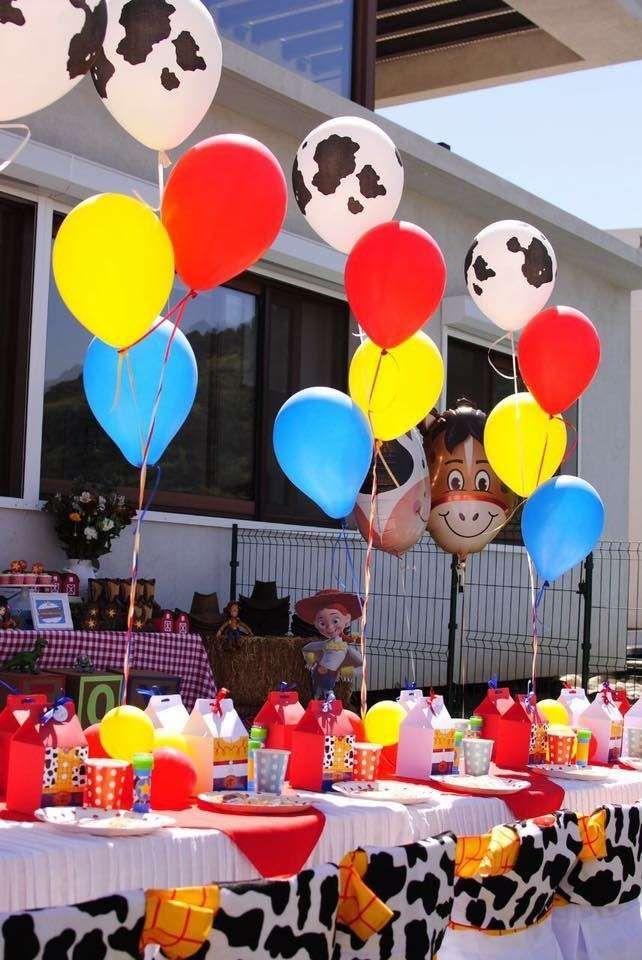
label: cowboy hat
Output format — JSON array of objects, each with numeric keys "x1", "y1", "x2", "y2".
[
  {"x1": 239, "y1": 580, "x2": 290, "y2": 611},
  {"x1": 295, "y1": 589, "x2": 362, "y2": 625}
]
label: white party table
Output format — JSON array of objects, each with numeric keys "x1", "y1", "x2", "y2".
[{"x1": 2, "y1": 768, "x2": 642, "y2": 912}]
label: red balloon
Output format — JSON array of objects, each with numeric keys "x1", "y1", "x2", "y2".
[
  {"x1": 518, "y1": 306, "x2": 600, "y2": 414},
  {"x1": 345, "y1": 221, "x2": 446, "y2": 349},
  {"x1": 84, "y1": 723, "x2": 110, "y2": 759},
  {"x1": 150, "y1": 747, "x2": 197, "y2": 810},
  {"x1": 161, "y1": 134, "x2": 287, "y2": 292}
]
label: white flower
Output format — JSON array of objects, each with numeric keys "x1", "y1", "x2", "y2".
[
  {"x1": 79, "y1": 492, "x2": 92, "y2": 503},
  {"x1": 100, "y1": 518, "x2": 114, "y2": 532},
  {"x1": 84, "y1": 526, "x2": 98, "y2": 540}
]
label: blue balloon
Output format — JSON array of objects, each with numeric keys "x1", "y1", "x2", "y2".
[
  {"x1": 521, "y1": 475, "x2": 604, "y2": 582},
  {"x1": 83, "y1": 320, "x2": 197, "y2": 467},
  {"x1": 273, "y1": 387, "x2": 373, "y2": 519}
]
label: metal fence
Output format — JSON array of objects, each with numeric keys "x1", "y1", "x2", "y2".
[{"x1": 230, "y1": 525, "x2": 642, "y2": 708}]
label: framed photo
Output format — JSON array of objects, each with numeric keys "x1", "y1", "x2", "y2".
[{"x1": 29, "y1": 592, "x2": 74, "y2": 630}]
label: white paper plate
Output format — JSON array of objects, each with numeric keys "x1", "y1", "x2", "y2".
[
  {"x1": 331, "y1": 780, "x2": 436, "y2": 805},
  {"x1": 620, "y1": 756, "x2": 642, "y2": 771},
  {"x1": 35, "y1": 807, "x2": 175, "y2": 836},
  {"x1": 531, "y1": 764, "x2": 613, "y2": 782},
  {"x1": 198, "y1": 792, "x2": 312, "y2": 815},
  {"x1": 432, "y1": 774, "x2": 530, "y2": 795}
]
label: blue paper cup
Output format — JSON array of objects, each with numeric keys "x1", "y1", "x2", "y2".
[
  {"x1": 462, "y1": 737, "x2": 493, "y2": 776},
  {"x1": 254, "y1": 749, "x2": 290, "y2": 795}
]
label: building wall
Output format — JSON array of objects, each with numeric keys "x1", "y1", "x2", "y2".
[{"x1": 0, "y1": 60, "x2": 635, "y2": 661}]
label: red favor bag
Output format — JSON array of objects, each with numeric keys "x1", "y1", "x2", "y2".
[
  {"x1": 253, "y1": 688, "x2": 305, "y2": 755},
  {"x1": 6, "y1": 698, "x2": 88, "y2": 814},
  {"x1": 0, "y1": 694, "x2": 47, "y2": 796},
  {"x1": 474, "y1": 686, "x2": 514, "y2": 758},
  {"x1": 494, "y1": 696, "x2": 532, "y2": 770},
  {"x1": 289, "y1": 698, "x2": 356, "y2": 792}
]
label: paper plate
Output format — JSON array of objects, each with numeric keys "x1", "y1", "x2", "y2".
[
  {"x1": 198, "y1": 792, "x2": 312, "y2": 815},
  {"x1": 432, "y1": 774, "x2": 530, "y2": 795},
  {"x1": 620, "y1": 756, "x2": 642, "y2": 772},
  {"x1": 531, "y1": 764, "x2": 613, "y2": 782},
  {"x1": 331, "y1": 780, "x2": 436, "y2": 805},
  {"x1": 35, "y1": 807, "x2": 175, "y2": 836}
]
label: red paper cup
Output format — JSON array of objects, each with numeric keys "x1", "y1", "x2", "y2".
[
  {"x1": 548, "y1": 732, "x2": 576, "y2": 765},
  {"x1": 84, "y1": 759, "x2": 130, "y2": 810},
  {"x1": 354, "y1": 743, "x2": 382, "y2": 782}
]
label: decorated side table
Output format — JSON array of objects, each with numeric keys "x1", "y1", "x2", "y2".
[{"x1": 0, "y1": 629, "x2": 216, "y2": 710}]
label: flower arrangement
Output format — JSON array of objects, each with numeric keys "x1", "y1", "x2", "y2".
[{"x1": 42, "y1": 485, "x2": 136, "y2": 568}]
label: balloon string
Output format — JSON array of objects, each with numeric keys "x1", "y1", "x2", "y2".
[
  {"x1": 377, "y1": 446, "x2": 400, "y2": 487},
  {"x1": 486, "y1": 331, "x2": 513, "y2": 381},
  {"x1": 118, "y1": 289, "x2": 196, "y2": 356},
  {"x1": 527, "y1": 554, "x2": 548, "y2": 695},
  {"x1": 359, "y1": 441, "x2": 380, "y2": 718},
  {"x1": 0, "y1": 124, "x2": 30, "y2": 175},
  {"x1": 121, "y1": 294, "x2": 192, "y2": 702},
  {"x1": 561, "y1": 416, "x2": 578, "y2": 467},
  {"x1": 340, "y1": 519, "x2": 363, "y2": 603},
  {"x1": 399, "y1": 557, "x2": 415, "y2": 685},
  {"x1": 157, "y1": 150, "x2": 171, "y2": 207},
  {"x1": 457, "y1": 559, "x2": 467, "y2": 716}
]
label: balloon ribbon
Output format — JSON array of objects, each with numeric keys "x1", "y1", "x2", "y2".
[
  {"x1": 120, "y1": 291, "x2": 196, "y2": 703},
  {"x1": 0, "y1": 123, "x2": 31, "y2": 175},
  {"x1": 359, "y1": 440, "x2": 380, "y2": 719}
]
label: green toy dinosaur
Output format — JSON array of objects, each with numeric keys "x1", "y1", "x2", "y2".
[{"x1": 2, "y1": 637, "x2": 48, "y2": 674}]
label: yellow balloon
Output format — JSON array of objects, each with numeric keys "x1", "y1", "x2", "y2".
[
  {"x1": 349, "y1": 332, "x2": 444, "y2": 441},
  {"x1": 484, "y1": 392, "x2": 566, "y2": 497},
  {"x1": 537, "y1": 699, "x2": 570, "y2": 725},
  {"x1": 53, "y1": 193, "x2": 175, "y2": 349},
  {"x1": 363, "y1": 700, "x2": 406, "y2": 747},
  {"x1": 99, "y1": 705, "x2": 155, "y2": 762},
  {"x1": 153, "y1": 729, "x2": 192, "y2": 755}
]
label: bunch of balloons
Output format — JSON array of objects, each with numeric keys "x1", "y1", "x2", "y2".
[
  {"x1": 464, "y1": 219, "x2": 604, "y2": 583},
  {"x1": 275, "y1": 116, "x2": 446, "y2": 553}
]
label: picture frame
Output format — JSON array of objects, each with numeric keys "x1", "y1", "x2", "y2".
[{"x1": 29, "y1": 592, "x2": 74, "y2": 630}]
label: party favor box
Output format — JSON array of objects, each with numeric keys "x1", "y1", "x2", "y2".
[
  {"x1": 474, "y1": 686, "x2": 514, "y2": 756},
  {"x1": 289, "y1": 698, "x2": 355, "y2": 792},
  {"x1": 494, "y1": 696, "x2": 534, "y2": 770},
  {"x1": 0, "y1": 693, "x2": 47, "y2": 796},
  {"x1": 623, "y1": 693, "x2": 642, "y2": 740},
  {"x1": 124, "y1": 671, "x2": 181, "y2": 710},
  {"x1": 612, "y1": 687, "x2": 631, "y2": 716},
  {"x1": 184, "y1": 696, "x2": 248, "y2": 790},
  {"x1": 0, "y1": 672, "x2": 67, "y2": 711},
  {"x1": 396, "y1": 696, "x2": 454, "y2": 778},
  {"x1": 581, "y1": 692, "x2": 623, "y2": 763},
  {"x1": 62, "y1": 670, "x2": 122, "y2": 728},
  {"x1": 559, "y1": 686, "x2": 589, "y2": 727},
  {"x1": 253, "y1": 688, "x2": 305, "y2": 753},
  {"x1": 6, "y1": 700, "x2": 88, "y2": 814},
  {"x1": 398, "y1": 687, "x2": 424, "y2": 713},
  {"x1": 145, "y1": 693, "x2": 190, "y2": 731}
]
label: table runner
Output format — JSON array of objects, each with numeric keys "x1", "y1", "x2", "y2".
[
  {"x1": 169, "y1": 802, "x2": 326, "y2": 878},
  {"x1": 0, "y1": 629, "x2": 216, "y2": 709}
]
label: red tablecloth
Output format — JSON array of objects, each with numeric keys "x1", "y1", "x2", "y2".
[{"x1": 0, "y1": 629, "x2": 216, "y2": 709}]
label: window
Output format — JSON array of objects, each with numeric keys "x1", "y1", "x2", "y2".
[
  {"x1": 206, "y1": 0, "x2": 355, "y2": 98},
  {"x1": 446, "y1": 335, "x2": 578, "y2": 544},
  {"x1": 41, "y1": 213, "x2": 349, "y2": 525},
  {"x1": 0, "y1": 192, "x2": 35, "y2": 497}
]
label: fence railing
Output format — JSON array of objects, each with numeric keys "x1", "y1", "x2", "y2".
[{"x1": 230, "y1": 525, "x2": 642, "y2": 708}]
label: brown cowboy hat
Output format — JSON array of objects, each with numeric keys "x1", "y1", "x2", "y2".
[
  {"x1": 295, "y1": 589, "x2": 362, "y2": 625},
  {"x1": 239, "y1": 581, "x2": 289, "y2": 611},
  {"x1": 189, "y1": 592, "x2": 225, "y2": 630}
]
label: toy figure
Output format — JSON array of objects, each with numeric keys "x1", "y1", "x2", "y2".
[
  {"x1": 2, "y1": 637, "x2": 47, "y2": 674},
  {"x1": 423, "y1": 397, "x2": 514, "y2": 559},
  {"x1": 295, "y1": 590, "x2": 363, "y2": 698},
  {"x1": 216, "y1": 601, "x2": 253, "y2": 652},
  {"x1": 0, "y1": 597, "x2": 16, "y2": 630}
]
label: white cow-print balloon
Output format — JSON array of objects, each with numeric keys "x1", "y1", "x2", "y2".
[
  {"x1": 0, "y1": 0, "x2": 106, "y2": 122},
  {"x1": 93, "y1": 0, "x2": 222, "y2": 151},
  {"x1": 293, "y1": 116, "x2": 404, "y2": 254},
  {"x1": 464, "y1": 219, "x2": 557, "y2": 332}
]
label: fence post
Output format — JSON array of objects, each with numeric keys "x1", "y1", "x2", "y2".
[
  {"x1": 229, "y1": 523, "x2": 239, "y2": 601},
  {"x1": 580, "y1": 552, "x2": 594, "y2": 690},
  {"x1": 446, "y1": 555, "x2": 459, "y2": 711}
]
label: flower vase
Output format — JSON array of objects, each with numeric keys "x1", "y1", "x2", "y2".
[{"x1": 65, "y1": 559, "x2": 94, "y2": 599}]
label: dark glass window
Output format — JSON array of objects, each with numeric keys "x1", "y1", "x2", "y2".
[
  {"x1": 41, "y1": 213, "x2": 349, "y2": 525},
  {"x1": 0, "y1": 193, "x2": 35, "y2": 497},
  {"x1": 206, "y1": 0, "x2": 355, "y2": 97}
]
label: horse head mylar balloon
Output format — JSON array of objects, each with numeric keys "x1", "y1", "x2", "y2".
[
  {"x1": 423, "y1": 398, "x2": 514, "y2": 558},
  {"x1": 354, "y1": 429, "x2": 429, "y2": 557},
  {"x1": 465, "y1": 220, "x2": 557, "y2": 332},
  {"x1": 292, "y1": 116, "x2": 403, "y2": 254}
]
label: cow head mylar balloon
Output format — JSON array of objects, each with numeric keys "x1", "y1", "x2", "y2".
[
  {"x1": 354, "y1": 428, "x2": 429, "y2": 557},
  {"x1": 423, "y1": 398, "x2": 514, "y2": 558}
]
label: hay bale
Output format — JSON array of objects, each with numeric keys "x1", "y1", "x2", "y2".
[{"x1": 205, "y1": 634, "x2": 358, "y2": 719}]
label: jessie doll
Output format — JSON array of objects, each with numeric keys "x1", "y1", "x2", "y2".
[{"x1": 295, "y1": 589, "x2": 363, "y2": 698}]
